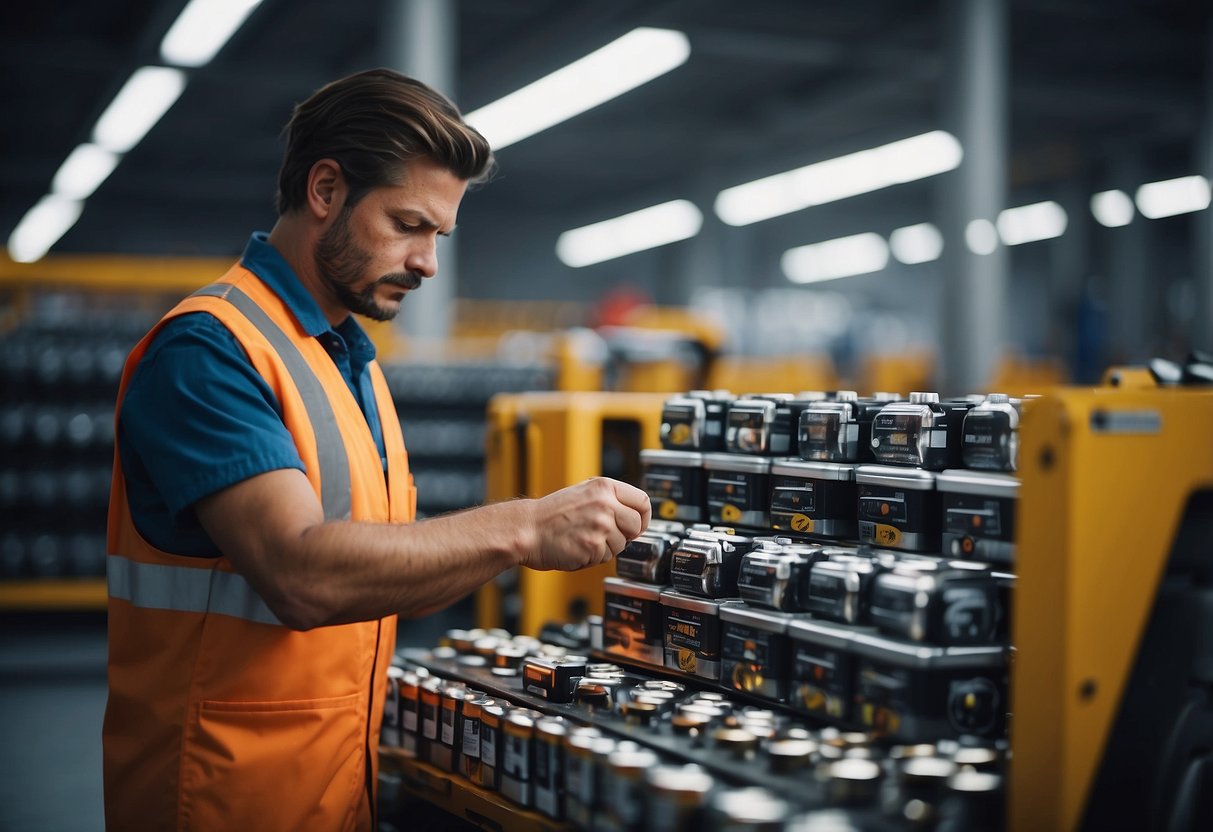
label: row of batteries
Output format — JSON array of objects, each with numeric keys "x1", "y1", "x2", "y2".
[{"x1": 383, "y1": 632, "x2": 1004, "y2": 831}]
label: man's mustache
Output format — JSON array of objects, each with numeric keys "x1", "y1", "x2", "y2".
[{"x1": 376, "y1": 273, "x2": 423, "y2": 291}]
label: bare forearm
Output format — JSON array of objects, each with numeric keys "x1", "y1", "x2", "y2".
[{"x1": 277, "y1": 500, "x2": 532, "y2": 628}]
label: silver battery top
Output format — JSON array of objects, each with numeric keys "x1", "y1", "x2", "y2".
[
  {"x1": 770, "y1": 459, "x2": 857, "y2": 481},
  {"x1": 603, "y1": 576, "x2": 663, "y2": 602},
  {"x1": 640, "y1": 448, "x2": 705, "y2": 467},
  {"x1": 719, "y1": 604, "x2": 791, "y2": 633},
  {"x1": 703, "y1": 452, "x2": 773, "y2": 474},
  {"x1": 847, "y1": 630, "x2": 1007, "y2": 669},
  {"x1": 855, "y1": 464, "x2": 937, "y2": 490},
  {"x1": 936, "y1": 469, "x2": 1020, "y2": 498}
]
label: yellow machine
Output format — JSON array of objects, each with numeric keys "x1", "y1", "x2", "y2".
[
  {"x1": 480, "y1": 392, "x2": 667, "y2": 635},
  {"x1": 1012, "y1": 366, "x2": 1213, "y2": 831}
]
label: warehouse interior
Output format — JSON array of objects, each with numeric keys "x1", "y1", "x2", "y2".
[{"x1": 2, "y1": 0, "x2": 1212, "y2": 830}]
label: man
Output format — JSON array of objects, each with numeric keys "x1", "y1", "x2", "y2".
[{"x1": 103, "y1": 68, "x2": 650, "y2": 831}]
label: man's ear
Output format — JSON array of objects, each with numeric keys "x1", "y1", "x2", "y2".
[{"x1": 305, "y1": 159, "x2": 346, "y2": 220}]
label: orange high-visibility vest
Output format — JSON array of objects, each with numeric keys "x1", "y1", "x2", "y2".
[{"x1": 103, "y1": 264, "x2": 415, "y2": 831}]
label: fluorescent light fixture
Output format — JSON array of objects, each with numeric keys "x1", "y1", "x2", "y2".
[
  {"x1": 781, "y1": 232, "x2": 889, "y2": 284},
  {"x1": 556, "y1": 199, "x2": 703, "y2": 267},
  {"x1": 466, "y1": 28, "x2": 690, "y2": 150},
  {"x1": 889, "y1": 222, "x2": 943, "y2": 264},
  {"x1": 7, "y1": 195, "x2": 84, "y2": 263},
  {"x1": 51, "y1": 144, "x2": 120, "y2": 200},
  {"x1": 715, "y1": 130, "x2": 962, "y2": 227},
  {"x1": 92, "y1": 66, "x2": 187, "y2": 154},
  {"x1": 1090, "y1": 190, "x2": 1135, "y2": 228},
  {"x1": 1135, "y1": 175, "x2": 1211, "y2": 220},
  {"x1": 997, "y1": 200, "x2": 1068, "y2": 246},
  {"x1": 161, "y1": 0, "x2": 264, "y2": 67},
  {"x1": 965, "y1": 219, "x2": 999, "y2": 255}
]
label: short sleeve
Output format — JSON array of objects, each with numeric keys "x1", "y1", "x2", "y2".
[{"x1": 118, "y1": 312, "x2": 306, "y2": 555}]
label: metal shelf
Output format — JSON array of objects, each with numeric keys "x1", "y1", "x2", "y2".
[{"x1": 381, "y1": 751, "x2": 572, "y2": 832}]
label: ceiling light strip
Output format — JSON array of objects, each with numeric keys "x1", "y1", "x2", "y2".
[{"x1": 556, "y1": 200, "x2": 703, "y2": 267}]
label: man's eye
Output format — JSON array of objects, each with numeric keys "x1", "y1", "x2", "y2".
[{"x1": 395, "y1": 220, "x2": 418, "y2": 233}]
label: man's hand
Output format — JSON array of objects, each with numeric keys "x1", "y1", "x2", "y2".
[{"x1": 520, "y1": 477, "x2": 651, "y2": 571}]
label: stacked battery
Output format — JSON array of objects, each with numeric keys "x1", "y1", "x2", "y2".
[
  {"x1": 386, "y1": 628, "x2": 1005, "y2": 831},
  {"x1": 621, "y1": 391, "x2": 1027, "y2": 746}
]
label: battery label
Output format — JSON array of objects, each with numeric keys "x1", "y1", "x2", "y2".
[
  {"x1": 793, "y1": 643, "x2": 849, "y2": 718},
  {"x1": 462, "y1": 717, "x2": 481, "y2": 758},
  {"x1": 503, "y1": 734, "x2": 529, "y2": 779},
  {"x1": 708, "y1": 472, "x2": 750, "y2": 509},
  {"x1": 440, "y1": 706, "x2": 456, "y2": 745},
  {"x1": 859, "y1": 522, "x2": 902, "y2": 547},
  {"x1": 422, "y1": 702, "x2": 438, "y2": 739},
  {"x1": 643, "y1": 468, "x2": 687, "y2": 502},
  {"x1": 480, "y1": 724, "x2": 497, "y2": 765},
  {"x1": 403, "y1": 707, "x2": 418, "y2": 733}
]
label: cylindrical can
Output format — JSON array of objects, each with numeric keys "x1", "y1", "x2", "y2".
[
  {"x1": 382, "y1": 666, "x2": 405, "y2": 747},
  {"x1": 398, "y1": 670, "x2": 425, "y2": 757},
  {"x1": 460, "y1": 695, "x2": 494, "y2": 782},
  {"x1": 562, "y1": 727, "x2": 603, "y2": 827},
  {"x1": 532, "y1": 716, "x2": 568, "y2": 819},
  {"x1": 767, "y1": 738, "x2": 817, "y2": 775},
  {"x1": 603, "y1": 747, "x2": 660, "y2": 830},
  {"x1": 436, "y1": 684, "x2": 472, "y2": 773},
  {"x1": 501, "y1": 710, "x2": 538, "y2": 806},
  {"x1": 706, "y1": 786, "x2": 791, "y2": 832},
  {"x1": 819, "y1": 758, "x2": 883, "y2": 806},
  {"x1": 645, "y1": 764, "x2": 715, "y2": 832},
  {"x1": 419, "y1": 676, "x2": 443, "y2": 763},
  {"x1": 477, "y1": 702, "x2": 510, "y2": 790}
]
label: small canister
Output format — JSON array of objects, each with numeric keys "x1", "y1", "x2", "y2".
[
  {"x1": 436, "y1": 684, "x2": 473, "y2": 773},
  {"x1": 766, "y1": 738, "x2": 818, "y2": 776},
  {"x1": 704, "y1": 453, "x2": 772, "y2": 529},
  {"x1": 460, "y1": 695, "x2": 494, "y2": 783},
  {"x1": 788, "y1": 617, "x2": 857, "y2": 723},
  {"x1": 961, "y1": 393, "x2": 1021, "y2": 472},
  {"x1": 645, "y1": 764, "x2": 716, "y2": 832},
  {"x1": 661, "y1": 590, "x2": 735, "y2": 681},
  {"x1": 477, "y1": 701, "x2": 509, "y2": 790},
  {"x1": 398, "y1": 669, "x2": 425, "y2": 757},
  {"x1": 532, "y1": 716, "x2": 567, "y2": 819},
  {"x1": 735, "y1": 544, "x2": 823, "y2": 612},
  {"x1": 805, "y1": 551, "x2": 880, "y2": 625},
  {"x1": 382, "y1": 666, "x2": 405, "y2": 747},
  {"x1": 500, "y1": 709, "x2": 540, "y2": 806},
  {"x1": 769, "y1": 459, "x2": 858, "y2": 540},
  {"x1": 562, "y1": 727, "x2": 603, "y2": 827},
  {"x1": 869, "y1": 562, "x2": 1005, "y2": 646},
  {"x1": 603, "y1": 746, "x2": 661, "y2": 831},
  {"x1": 418, "y1": 676, "x2": 443, "y2": 763},
  {"x1": 818, "y1": 758, "x2": 884, "y2": 807},
  {"x1": 642, "y1": 449, "x2": 706, "y2": 523},
  {"x1": 661, "y1": 391, "x2": 734, "y2": 452},
  {"x1": 869, "y1": 393, "x2": 973, "y2": 470},
  {"x1": 855, "y1": 465, "x2": 942, "y2": 552},
  {"x1": 719, "y1": 604, "x2": 792, "y2": 702},
  {"x1": 938, "y1": 469, "x2": 1019, "y2": 565},
  {"x1": 706, "y1": 786, "x2": 791, "y2": 832}
]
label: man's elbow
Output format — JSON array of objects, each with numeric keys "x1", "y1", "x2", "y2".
[{"x1": 267, "y1": 585, "x2": 335, "y2": 631}]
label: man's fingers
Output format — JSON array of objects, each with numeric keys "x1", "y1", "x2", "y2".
[{"x1": 609, "y1": 479, "x2": 651, "y2": 532}]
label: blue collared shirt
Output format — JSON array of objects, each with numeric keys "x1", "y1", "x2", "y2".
[{"x1": 118, "y1": 232, "x2": 386, "y2": 557}]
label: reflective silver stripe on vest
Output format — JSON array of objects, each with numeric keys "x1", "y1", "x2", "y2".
[
  {"x1": 108, "y1": 555, "x2": 282, "y2": 626},
  {"x1": 193, "y1": 283, "x2": 353, "y2": 520}
]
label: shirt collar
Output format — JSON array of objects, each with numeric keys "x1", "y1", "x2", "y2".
[{"x1": 239, "y1": 232, "x2": 378, "y2": 367}]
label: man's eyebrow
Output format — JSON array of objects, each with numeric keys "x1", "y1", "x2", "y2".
[{"x1": 392, "y1": 208, "x2": 455, "y2": 236}]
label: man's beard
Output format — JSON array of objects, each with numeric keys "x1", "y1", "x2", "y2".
[{"x1": 314, "y1": 206, "x2": 421, "y2": 322}]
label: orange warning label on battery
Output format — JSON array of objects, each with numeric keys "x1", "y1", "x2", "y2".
[
  {"x1": 790, "y1": 513, "x2": 814, "y2": 533},
  {"x1": 721, "y1": 504, "x2": 742, "y2": 523},
  {"x1": 659, "y1": 500, "x2": 679, "y2": 519},
  {"x1": 873, "y1": 524, "x2": 901, "y2": 546}
]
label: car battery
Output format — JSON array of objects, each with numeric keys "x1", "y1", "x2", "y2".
[
  {"x1": 869, "y1": 392, "x2": 973, "y2": 470},
  {"x1": 856, "y1": 465, "x2": 941, "y2": 552},
  {"x1": 460, "y1": 695, "x2": 495, "y2": 783},
  {"x1": 788, "y1": 618, "x2": 858, "y2": 722},
  {"x1": 770, "y1": 397, "x2": 830, "y2": 457},
  {"x1": 603, "y1": 577, "x2": 666, "y2": 666},
  {"x1": 704, "y1": 453, "x2": 772, "y2": 529},
  {"x1": 725, "y1": 394, "x2": 791, "y2": 455},
  {"x1": 641, "y1": 449, "x2": 705, "y2": 523},
  {"x1": 735, "y1": 543, "x2": 824, "y2": 611},
  {"x1": 769, "y1": 459, "x2": 858, "y2": 540},
  {"x1": 961, "y1": 393, "x2": 1022, "y2": 471},
  {"x1": 616, "y1": 518, "x2": 685, "y2": 584},
  {"x1": 522, "y1": 655, "x2": 589, "y2": 704},
  {"x1": 477, "y1": 701, "x2": 509, "y2": 790},
  {"x1": 805, "y1": 551, "x2": 883, "y2": 625},
  {"x1": 501, "y1": 708, "x2": 542, "y2": 806},
  {"x1": 937, "y1": 469, "x2": 1019, "y2": 564},
  {"x1": 661, "y1": 391, "x2": 734, "y2": 452},
  {"x1": 720, "y1": 604, "x2": 792, "y2": 702},
  {"x1": 849, "y1": 630, "x2": 1008, "y2": 741},
  {"x1": 532, "y1": 716, "x2": 568, "y2": 818},
  {"x1": 661, "y1": 590, "x2": 736, "y2": 681},
  {"x1": 869, "y1": 562, "x2": 1006, "y2": 646},
  {"x1": 800, "y1": 392, "x2": 903, "y2": 463},
  {"x1": 670, "y1": 527, "x2": 755, "y2": 598}
]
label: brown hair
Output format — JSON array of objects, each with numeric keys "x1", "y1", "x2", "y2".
[{"x1": 275, "y1": 68, "x2": 495, "y2": 215}]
